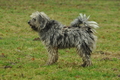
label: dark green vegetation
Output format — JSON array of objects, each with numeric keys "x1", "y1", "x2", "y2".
[{"x1": 0, "y1": 0, "x2": 120, "y2": 80}]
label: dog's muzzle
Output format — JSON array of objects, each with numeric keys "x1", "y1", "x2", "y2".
[
  {"x1": 28, "y1": 22, "x2": 38, "y2": 31},
  {"x1": 28, "y1": 21, "x2": 33, "y2": 27},
  {"x1": 28, "y1": 21, "x2": 30, "y2": 24}
]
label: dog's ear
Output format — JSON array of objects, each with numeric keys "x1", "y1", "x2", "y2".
[
  {"x1": 39, "y1": 15, "x2": 47, "y2": 30},
  {"x1": 40, "y1": 20, "x2": 47, "y2": 29}
]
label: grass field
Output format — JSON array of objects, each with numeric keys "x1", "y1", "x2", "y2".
[{"x1": 0, "y1": 0, "x2": 120, "y2": 80}]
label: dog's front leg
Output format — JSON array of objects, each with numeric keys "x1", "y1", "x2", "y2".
[{"x1": 46, "y1": 47, "x2": 58, "y2": 65}]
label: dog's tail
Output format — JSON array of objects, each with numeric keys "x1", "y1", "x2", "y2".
[{"x1": 70, "y1": 13, "x2": 99, "y2": 32}]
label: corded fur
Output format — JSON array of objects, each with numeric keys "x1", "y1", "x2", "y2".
[{"x1": 28, "y1": 11, "x2": 99, "y2": 67}]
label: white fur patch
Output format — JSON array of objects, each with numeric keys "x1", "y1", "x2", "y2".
[
  {"x1": 79, "y1": 13, "x2": 99, "y2": 29},
  {"x1": 30, "y1": 11, "x2": 40, "y2": 18},
  {"x1": 30, "y1": 11, "x2": 50, "y2": 20}
]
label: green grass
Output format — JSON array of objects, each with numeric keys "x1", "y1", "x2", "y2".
[{"x1": 0, "y1": 0, "x2": 120, "y2": 80}]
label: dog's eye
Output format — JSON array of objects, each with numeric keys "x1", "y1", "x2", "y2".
[{"x1": 33, "y1": 18, "x2": 36, "y2": 21}]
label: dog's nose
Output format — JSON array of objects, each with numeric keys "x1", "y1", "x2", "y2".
[{"x1": 28, "y1": 21, "x2": 30, "y2": 24}]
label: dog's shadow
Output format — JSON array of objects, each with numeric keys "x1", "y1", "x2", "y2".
[
  {"x1": 40, "y1": 62, "x2": 84, "y2": 69},
  {"x1": 57, "y1": 62, "x2": 81, "y2": 68}
]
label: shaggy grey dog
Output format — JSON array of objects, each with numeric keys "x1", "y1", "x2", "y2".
[{"x1": 28, "y1": 11, "x2": 99, "y2": 67}]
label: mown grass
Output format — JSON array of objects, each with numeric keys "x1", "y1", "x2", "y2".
[{"x1": 0, "y1": 0, "x2": 120, "y2": 80}]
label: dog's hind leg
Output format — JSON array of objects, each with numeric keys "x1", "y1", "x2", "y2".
[
  {"x1": 46, "y1": 47, "x2": 58, "y2": 65},
  {"x1": 80, "y1": 54, "x2": 92, "y2": 67},
  {"x1": 76, "y1": 43, "x2": 92, "y2": 67}
]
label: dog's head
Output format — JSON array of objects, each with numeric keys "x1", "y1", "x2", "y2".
[{"x1": 28, "y1": 11, "x2": 50, "y2": 31}]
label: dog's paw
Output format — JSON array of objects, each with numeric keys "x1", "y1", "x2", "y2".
[{"x1": 80, "y1": 62, "x2": 92, "y2": 67}]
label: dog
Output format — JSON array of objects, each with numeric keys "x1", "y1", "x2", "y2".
[{"x1": 28, "y1": 11, "x2": 99, "y2": 67}]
